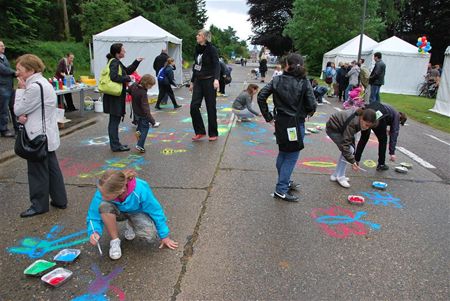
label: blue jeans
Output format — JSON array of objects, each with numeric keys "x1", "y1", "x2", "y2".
[
  {"x1": 136, "y1": 116, "x2": 150, "y2": 148},
  {"x1": 275, "y1": 123, "x2": 305, "y2": 194},
  {"x1": 369, "y1": 85, "x2": 381, "y2": 103},
  {"x1": 0, "y1": 87, "x2": 12, "y2": 132},
  {"x1": 344, "y1": 84, "x2": 355, "y2": 101}
]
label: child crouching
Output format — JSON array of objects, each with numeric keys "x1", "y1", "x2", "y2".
[{"x1": 87, "y1": 170, "x2": 178, "y2": 260}]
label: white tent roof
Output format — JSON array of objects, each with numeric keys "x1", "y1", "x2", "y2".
[
  {"x1": 364, "y1": 36, "x2": 422, "y2": 57},
  {"x1": 93, "y1": 16, "x2": 181, "y2": 44},
  {"x1": 325, "y1": 34, "x2": 378, "y2": 56},
  {"x1": 431, "y1": 46, "x2": 450, "y2": 117}
]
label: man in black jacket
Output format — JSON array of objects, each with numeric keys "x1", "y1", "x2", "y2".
[
  {"x1": 369, "y1": 52, "x2": 386, "y2": 103},
  {"x1": 0, "y1": 41, "x2": 16, "y2": 137},
  {"x1": 153, "y1": 49, "x2": 169, "y2": 104}
]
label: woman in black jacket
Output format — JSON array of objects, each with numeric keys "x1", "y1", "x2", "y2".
[
  {"x1": 257, "y1": 53, "x2": 317, "y2": 202},
  {"x1": 103, "y1": 43, "x2": 142, "y2": 152},
  {"x1": 189, "y1": 29, "x2": 220, "y2": 141},
  {"x1": 155, "y1": 57, "x2": 181, "y2": 110}
]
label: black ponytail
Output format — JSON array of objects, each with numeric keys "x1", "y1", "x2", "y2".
[
  {"x1": 284, "y1": 53, "x2": 306, "y2": 78},
  {"x1": 106, "y1": 43, "x2": 123, "y2": 61}
]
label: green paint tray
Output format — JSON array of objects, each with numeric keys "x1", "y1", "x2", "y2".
[{"x1": 24, "y1": 260, "x2": 56, "y2": 276}]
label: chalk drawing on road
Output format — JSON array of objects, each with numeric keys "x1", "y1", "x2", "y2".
[
  {"x1": 247, "y1": 146, "x2": 278, "y2": 157},
  {"x1": 360, "y1": 191, "x2": 403, "y2": 208},
  {"x1": 78, "y1": 155, "x2": 149, "y2": 179},
  {"x1": 311, "y1": 206, "x2": 381, "y2": 238},
  {"x1": 72, "y1": 264, "x2": 125, "y2": 301},
  {"x1": 7, "y1": 225, "x2": 88, "y2": 259},
  {"x1": 161, "y1": 148, "x2": 188, "y2": 155},
  {"x1": 298, "y1": 156, "x2": 337, "y2": 173},
  {"x1": 363, "y1": 160, "x2": 377, "y2": 168},
  {"x1": 60, "y1": 157, "x2": 103, "y2": 178}
]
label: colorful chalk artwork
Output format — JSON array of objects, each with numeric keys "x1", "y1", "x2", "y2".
[
  {"x1": 307, "y1": 128, "x2": 319, "y2": 133},
  {"x1": 41, "y1": 268, "x2": 73, "y2": 287},
  {"x1": 372, "y1": 181, "x2": 388, "y2": 190},
  {"x1": 53, "y1": 249, "x2": 81, "y2": 262},
  {"x1": 24, "y1": 260, "x2": 56, "y2": 276},
  {"x1": 395, "y1": 166, "x2": 408, "y2": 173},
  {"x1": 400, "y1": 162, "x2": 413, "y2": 169},
  {"x1": 348, "y1": 195, "x2": 365, "y2": 205}
]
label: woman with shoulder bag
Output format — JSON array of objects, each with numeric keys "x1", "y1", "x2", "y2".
[
  {"x1": 257, "y1": 53, "x2": 317, "y2": 202},
  {"x1": 14, "y1": 54, "x2": 68, "y2": 218},
  {"x1": 103, "y1": 43, "x2": 143, "y2": 152}
]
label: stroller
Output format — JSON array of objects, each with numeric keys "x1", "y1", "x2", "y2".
[{"x1": 343, "y1": 86, "x2": 365, "y2": 109}]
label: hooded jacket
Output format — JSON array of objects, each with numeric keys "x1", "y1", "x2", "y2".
[{"x1": 86, "y1": 177, "x2": 170, "y2": 239}]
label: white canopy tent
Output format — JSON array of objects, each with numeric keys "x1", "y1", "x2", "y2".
[
  {"x1": 92, "y1": 16, "x2": 182, "y2": 95},
  {"x1": 322, "y1": 34, "x2": 378, "y2": 71},
  {"x1": 430, "y1": 46, "x2": 450, "y2": 117},
  {"x1": 362, "y1": 36, "x2": 430, "y2": 95}
]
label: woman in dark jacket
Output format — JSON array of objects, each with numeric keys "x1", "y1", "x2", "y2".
[
  {"x1": 55, "y1": 53, "x2": 76, "y2": 111},
  {"x1": 189, "y1": 29, "x2": 220, "y2": 141},
  {"x1": 259, "y1": 56, "x2": 268, "y2": 83},
  {"x1": 155, "y1": 57, "x2": 181, "y2": 110},
  {"x1": 257, "y1": 53, "x2": 317, "y2": 202},
  {"x1": 103, "y1": 43, "x2": 142, "y2": 152}
]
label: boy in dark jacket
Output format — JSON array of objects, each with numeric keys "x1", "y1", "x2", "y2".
[
  {"x1": 129, "y1": 75, "x2": 159, "y2": 153},
  {"x1": 155, "y1": 58, "x2": 181, "y2": 110}
]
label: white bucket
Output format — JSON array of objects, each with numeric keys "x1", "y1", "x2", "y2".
[{"x1": 94, "y1": 100, "x2": 103, "y2": 113}]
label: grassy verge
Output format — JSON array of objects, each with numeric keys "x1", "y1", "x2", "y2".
[{"x1": 381, "y1": 93, "x2": 450, "y2": 134}]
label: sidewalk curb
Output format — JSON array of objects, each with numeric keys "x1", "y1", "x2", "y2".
[{"x1": 0, "y1": 118, "x2": 98, "y2": 165}]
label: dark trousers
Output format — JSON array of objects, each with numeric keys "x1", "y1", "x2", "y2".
[
  {"x1": 338, "y1": 84, "x2": 346, "y2": 101},
  {"x1": 219, "y1": 78, "x2": 226, "y2": 94},
  {"x1": 157, "y1": 80, "x2": 168, "y2": 104},
  {"x1": 64, "y1": 93, "x2": 76, "y2": 110},
  {"x1": 0, "y1": 86, "x2": 12, "y2": 132},
  {"x1": 156, "y1": 83, "x2": 178, "y2": 108},
  {"x1": 190, "y1": 78, "x2": 218, "y2": 137},
  {"x1": 136, "y1": 116, "x2": 150, "y2": 148},
  {"x1": 108, "y1": 114, "x2": 122, "y2": 150},
  {"x1": 9, "y1": 90, "x2": 18, "y2": 132},
  {"x1": 27, "y1": 151, "x2": 67, "y2": 212},
  {"x1": 355, "y1": 120, "x2": 388, "y2": 165}
]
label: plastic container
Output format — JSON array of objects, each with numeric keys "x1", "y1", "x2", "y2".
[
  {"x1": 372, "y1": 181, "x2": 388, "y2": 190},
  {"x1": 348, "y1": 195, "x2": 365, "y2": 205},
  {"x1": 94, "y1": 100, "x2": 103, "y2": 113},
  {"x1": 24, "y1": 260, "x2": 56, "y2": 276},
  {"x1": 41, "y1": 268, "x2": 72, "y2": 287},
  {"x1": 395, "y1": 166, "x2": 408, "y2": 174},
  {"x1": 53, "y1": 249, "x2": 80, "y2": 263},
  {"x1": 400, "y1": 162, "x2": 413, "y2": 169}
]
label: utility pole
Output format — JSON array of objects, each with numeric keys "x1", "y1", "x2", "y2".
[{"x1": 357, "y1": 0, "x2": 367, "y2": 62}]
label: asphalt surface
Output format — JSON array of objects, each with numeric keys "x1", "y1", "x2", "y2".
[{"x1": 0, "y1": 63, "x2": 448, "y2": 300}]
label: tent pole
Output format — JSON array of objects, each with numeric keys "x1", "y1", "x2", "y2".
[{"x1": 357, "y1": 0, "x2": 367, "y2": 62}]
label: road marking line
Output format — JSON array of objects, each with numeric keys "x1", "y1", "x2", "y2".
[
  {"x1": 425, "y1": 134, "x2": 450, "y2": 146},
  {"x1": 334, "y1": 107, "x2": 343, "y2": 111},
  {"x1": 396, "y1": 146, "x2": 436, "y2": 169}
]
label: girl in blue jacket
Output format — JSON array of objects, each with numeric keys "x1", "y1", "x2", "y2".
[{"x1": 86, "y1": 170, "x2": 178, "y2": 260}]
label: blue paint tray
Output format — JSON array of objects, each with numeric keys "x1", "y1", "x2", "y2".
[{"x1": 53, "y1": 249, "x2": 81, "y2": 262}]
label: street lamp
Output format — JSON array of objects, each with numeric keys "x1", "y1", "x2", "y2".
[{"x1": 357, "y1": 0, "x2": 368, "y2": 62}]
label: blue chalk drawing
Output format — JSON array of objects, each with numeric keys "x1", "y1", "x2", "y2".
[
  {"x1": 315, "y1": 211, "x2": 381, "y2": 230},
  {"x1": 7, "y1": 225, "x2": 88, "y2": 259},
  {"x1": 360, "y1": 191, "x2": 403, "y2": 209},
  {"x1": 72, "y1": 264, "x2": 125, "y2": 301}
]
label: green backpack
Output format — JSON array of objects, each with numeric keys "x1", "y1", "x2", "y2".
[{"x1": 98, "y1": 59, "x2": 122, "y2": 96}]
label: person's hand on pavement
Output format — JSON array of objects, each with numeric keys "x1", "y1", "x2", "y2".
[{"x1": 159, "y1": 237, "x2": 179, "y2": 250}]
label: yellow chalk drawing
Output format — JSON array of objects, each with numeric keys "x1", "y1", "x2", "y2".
[
  {"x1": 161, "y1": 148, "x2": 188, "y2": 155},
  {"x1": 302, "y1": 161, "x2": 336, "y2": 168},
  {"x1": 363, "y1": 160, "x2": 377, "y2": 168}
]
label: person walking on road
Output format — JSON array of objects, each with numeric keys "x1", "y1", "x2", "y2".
[
  {"x1": 14, "y1": 54, "x2": 68, "y2": 218},
  {"x1": 326, "y1": 108, "x2": 377, "y2": 188},
  {"x1": 259, "y1": 54, "x2": 268, "y2": 83},
  {"x1": 189, "y1": 29, "x2": 220, "y2": 142},
  {"x1": 153, "y1": 49, "x2": 169, "y2": 105},
  {"x1": 257, "y1": 53, "x2": 316, "y2": 202},
  {"x1": 103, "y1": 43, "x2": 142, "y2": 152},
  {"x1": 369, "y1": 52, "x2": 386, "y2": 103},
  {"x1": 0, "y1": 40, "x2": 16, "y2": 138},
  {"x1": 155, "y1": 57, "x2": 181, "y2": 110},
  {"x1": 355, "y1": 103, "x2": 407, "y2": 171}
]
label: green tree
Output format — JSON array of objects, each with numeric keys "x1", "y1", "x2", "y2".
[
  {"x1": 209, "y1": 25, "x2": 249, "y2": 60},
  {"x1": 285, "y1": 0, "x2": 384, "y2": 73},
  {"x1": 77, "y1": 0, "x2": 132, "y2": 44}
]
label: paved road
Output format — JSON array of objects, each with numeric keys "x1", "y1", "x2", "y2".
[{"x1": 0, "y1": 64, "x2": 448, "y2": 300}]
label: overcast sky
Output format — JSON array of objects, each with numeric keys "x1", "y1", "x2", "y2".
[{"x1": 205, "y1": 0, "x2": 253, "y2": 43}]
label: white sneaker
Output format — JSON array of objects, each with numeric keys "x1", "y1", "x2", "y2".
[
  {"x1": 124, "y1": 222, "x2": 136, "y2": 241},
  {"x1": 109, "y1": 238, "x2": 122, "y2": 260},
  {"x1": 337, "y1": 177, "x2": 351, "y2": 188},
  {"x1": 330, "y1": 175, "x2": 350, "y2": 182},
  {"x1": 153, "y1": 121, "x2": 160, "y2": 128}
]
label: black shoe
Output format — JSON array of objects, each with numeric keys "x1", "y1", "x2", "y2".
[
  {"x1": 1, "y1": 130, "x2": 14, "y2": 138},
  {"x1": 376, "y1": 164, "x2": 389, "y2": 171},
  {"x1": 155, "y1": 106, "x2": 161, "y2": 110},
  {"x1": 20, "y1": 208, "x2": 46, "y2": 218},
  {"x1": 288, "y1": 181, "x2": 300, "y2": 191},
  {"x1": 273, "y1": 191, "x2": 299, "y2": 202},
  {"x1": 174, "y1": 105, "x2": 182, "y2": 109},
  {"x1": 112, "y1": 145, "x2": 130, "y2": 152},
  {"x1": 50, "y1": 202, "x2": 67, "y2": 209},
  {"x1": 66, "y1": 107, "x2": 78, "y2": 112}
]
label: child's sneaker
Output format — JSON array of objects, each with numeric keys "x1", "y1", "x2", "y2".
[
  {"x1": 135, "y1": 145, "x2": 145, "y2": 153},
  {"x1": 124, "y1": 221, "x2": 136, "y2": 241},
  {"x1": 135, "y1": 131, "x2": 141, "y2": 141},
  {"x1": 109, "y1": 238, "x2": 122, "y2": 260},
  {"x1": 153, "y1": 121, "x2": 161, "y2": 128}
]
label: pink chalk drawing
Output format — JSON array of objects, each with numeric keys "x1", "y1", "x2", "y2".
[
  {"x1": 247, "y1": 146, "x2": 277, "y2": 157},
  {"x1": 311, "y1": 206, "x2": 380, "y2": 238},
  {"x1": 59, "y1": 157, "x2": 103, "y2": 178},
  {"x1": 72, "y1": 264, "x2": 125, "y2": 301}
]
